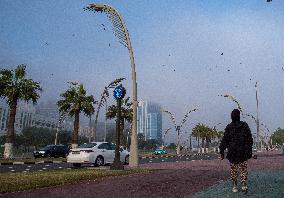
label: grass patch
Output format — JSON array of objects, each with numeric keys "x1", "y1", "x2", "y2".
[
  {"x1": 0, "y1": 157, "x2": 66, "y2": 164},
  {"x1": 0, "y1": 168, "x2": 154, "y2": 193}
]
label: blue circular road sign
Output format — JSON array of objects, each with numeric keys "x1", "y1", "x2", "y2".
[{"x1": 113, "y1": 85, "x2": 126, "y2": 99}]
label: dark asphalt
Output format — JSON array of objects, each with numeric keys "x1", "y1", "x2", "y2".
[{"x1": 0, "y1": 154, "x2": 217, "y2": 173}]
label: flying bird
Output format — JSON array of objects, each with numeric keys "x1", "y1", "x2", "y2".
[
  {"x1": 72, "y1": 34, "x2": 75, "y2": 37},
  {"x1": 282, "y1": 67, "x2": 284, "y2": 71},
  {"x1": 168, "y1": 54, "x2": 171, "y2": 56},
  {"x1": 221, "y1": 53, "x2": 223, "y2": 55},
  {"x1": 227, "y1": 69, "x2": 230, "y2": 72},
  {"x1": 109, "y1": 43, "x2": 111, "y2": 47},
  {"x1": 103, "y1": 28, "x2": 106, "y2": 31},
  {"x1": 44, "y1": 42, "x2": 49, "y2": 46},
  {"x1": 101, "y1": 23, "x2": 105, "y2": 26}
]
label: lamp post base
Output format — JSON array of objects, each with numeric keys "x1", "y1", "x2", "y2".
[{"x1": 110, "y1": 160, "x2": 124, "y2": 170}]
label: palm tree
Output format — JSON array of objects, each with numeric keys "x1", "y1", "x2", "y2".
[
  {"x1": 192, "y1": 123, "x2": 215, "y2": 152},
  {"x1": 106, "y1": 97, "x2": 133, "y2": 145},
  {"x1": 0, "y1": 64, "x2": 42, "y2": 159},
  {"x1": 93, "y1": 78, "x2": 125, "y2": 141},
  {"x1": 57, "y1": 83, "x2": 95, "y2": 148}
]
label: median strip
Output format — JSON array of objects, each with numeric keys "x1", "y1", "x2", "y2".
[{"x1": 0, "y1": 168, "x2": 154, "y2": 193}]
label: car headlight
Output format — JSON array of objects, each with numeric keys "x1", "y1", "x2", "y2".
[{"x1": 39, "y1": 151, "x2": 46, "y2": 154}]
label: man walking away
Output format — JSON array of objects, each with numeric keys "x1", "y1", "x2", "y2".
[{"x1": 219, "y1": 109, "x2": 253, "y2": 194}]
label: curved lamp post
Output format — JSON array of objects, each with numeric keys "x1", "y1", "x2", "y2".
[
  {"x1": 162, "y1": 128, "x2": 171, "y2": 150},
  {"x1": 164, "y1": 108, "x2": 197, "y2": 155},
  {"x1": 85, "y1": 4, "x2": 138, "y2": 167},
  {"x1": 218, "y1": 94, "x2": 243, "y2": 113}
]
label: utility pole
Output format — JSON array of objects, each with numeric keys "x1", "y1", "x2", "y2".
[{"x1": 255, "y1": 82, "x2": 260, "y2": 151}]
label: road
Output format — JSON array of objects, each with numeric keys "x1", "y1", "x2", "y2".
[{"x1": 0, "y1": 153, "x2": 217, "y2": 173}]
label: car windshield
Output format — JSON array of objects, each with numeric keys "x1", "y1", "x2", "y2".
[
  {"x1": 79, "y1": 143, "x2": 97, "y2": 148},
  {"x1": 41, "y1": 145, "x2": 53, "y2": 150}
]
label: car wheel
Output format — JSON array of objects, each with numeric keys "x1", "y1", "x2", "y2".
[
  {"x1": 73, "y1": 163, "x2": 81, "y2": 168},
  {"x1": 124, "y1": 155, "x2": 129, "y2": 165},
  {"x1": 95, "y1": 156, "x2": 104, "y2": 167}
]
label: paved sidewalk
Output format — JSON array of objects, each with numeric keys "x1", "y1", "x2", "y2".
[{"x1": 193, "y1": 170, "x2": 284, "y2": 198}]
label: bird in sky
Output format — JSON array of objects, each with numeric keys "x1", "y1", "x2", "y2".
[
  {"x1": 101, "y1": 23, "x2": 105, "y2": 26},
  {"x1": 109, "y1": 43, "x2": 111, "y2": 47},
  {"x1": 168, "y1": 54, "x2": 171, "y2": 56},
  {"x1": 221, "y1": 52, "x2": 223, "y2": 55},
  {"x1": 44, "y1": 42, "x2": 49, "y2": 46},
  {"x1": 72, "y1": 34, "x2": 75, "y2": 37},
  {"x1": 282, "y1": 67, "x2": 284, "y2": 71},
  {"x1": 227, "y1": 69, "x2": 230, "y2": 72}
]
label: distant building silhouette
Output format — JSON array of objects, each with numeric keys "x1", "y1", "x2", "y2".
[{"x1": 137, "y1": 100, "x2": 162, "y2": 141}]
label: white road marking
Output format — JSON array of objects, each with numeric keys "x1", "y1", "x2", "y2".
[
  {"x1": 23, "y1": 171, "x2": 27, "y2": 173},
  {"x1": 67, "y1": 168, "x2": 71, "y2": 170},
  {"x1": 25, "y1": 169, "x2": 30, "y2": 171},
  {"x1": 10, "y1": 170, "x2": 15, "y2": 172},
  {"x1": 58, "y1": 167, "x2": 62, "y2": 169},
  {"x1": 42, "y1": 167, "x2": 47, "y2": 170},
  {"x1": 39, "y1": 170, "x2": 43, "y2": 172}
]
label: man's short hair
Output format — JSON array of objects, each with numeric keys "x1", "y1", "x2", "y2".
[{"x1": 231, "y1": 109, "x2": 240, "y2": 122}]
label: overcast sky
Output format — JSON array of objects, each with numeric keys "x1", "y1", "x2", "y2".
[{"x1": 1, "y1": 0, "x2": 283, "y2": 144}]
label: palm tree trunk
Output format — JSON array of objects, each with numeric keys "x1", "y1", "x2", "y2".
[
  {"x1": 120, "y1": 118, "x2": 124, "y2": 145},
  {"x1": 72, "y1": 112, "x2": 80, "y2": 148},
  {"x1": 4, "y1": 99, "x2": 17, "y2": 159},
  {"x1": 197, "y1": 137, "x2": 200, "y2": 148}
]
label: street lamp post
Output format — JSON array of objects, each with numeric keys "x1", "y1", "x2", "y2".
[
  {"x1": 85, "y1": 4, "x2": 139, "y2": 167},
  {"x1": 218, "y1": 94, "x2": 243, "y2": 114},
  {"x1": 164, "y1": 108, "x2": 197, "y2": 155},
  {"x1": 55, "y1": 114, "x2": 64, "y2": 145},
  {"x1": 162, "y1": 128, "x2": 171, "y2": 150},
  {"x1": 255, "y1": 82, "x2": 260, "y2": 151}
]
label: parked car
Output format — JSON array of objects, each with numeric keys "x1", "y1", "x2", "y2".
[
  {"x1": 153, "y1": 148, "x2": 167, "y2": 155},
  {"x1": 33, "y1": 145, "x2": 69, "y2": 158},
  {"x1": 67, "y1": 142, "x2": 129, "y2": 167}
]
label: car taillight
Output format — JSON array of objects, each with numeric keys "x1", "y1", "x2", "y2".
[{"x1": 80, "y1": 150, "x2": 94, "y2": 153}]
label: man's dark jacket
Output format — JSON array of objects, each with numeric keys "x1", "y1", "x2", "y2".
[{"x1": 219, "y1": 121, "x2": 253, "y2": 163}]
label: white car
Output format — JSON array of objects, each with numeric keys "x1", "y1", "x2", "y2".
[{"x1": 67, "y1": 142, "x2": 129, "y2": 167}]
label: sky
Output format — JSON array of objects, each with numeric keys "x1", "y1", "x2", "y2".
[{"x1": 0, "y1": 0, "x2": 284, "y2": 144}]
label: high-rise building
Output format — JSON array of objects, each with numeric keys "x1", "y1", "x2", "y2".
[
  {"x1": 137, "y1": 101, "x2": 162, "y2": 141},
  {"x1": 0, "y1": 101, "x2": 36, "y2": 136}
]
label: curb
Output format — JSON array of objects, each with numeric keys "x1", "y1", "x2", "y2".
[
  {"x1": 139, "y1": 153, "x2": 209, "y2": 159},
  {"x1": 0, "y1": 160, "x2": 67, "y2": 166}
]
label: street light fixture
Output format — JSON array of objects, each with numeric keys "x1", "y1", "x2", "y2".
[
  {"x1": 162, "y1": 128, "x2": 171, "y2": 150},
  {"x1": 85, "y1": 4, "x2": 139, "y2": 167},
  {"x1": 218, "y1": 94, "x2": 243, "y2": 114}
]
